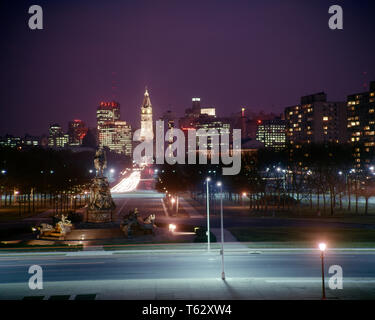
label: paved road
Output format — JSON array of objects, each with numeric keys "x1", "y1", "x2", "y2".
[{"x1": 0, "y1": 251, "x2": 374, "y2": 299}]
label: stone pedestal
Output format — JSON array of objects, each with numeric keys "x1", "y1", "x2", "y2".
[
  {"x1": 87, "y1": 176, "x2": 115, "y2": 223},
  {"x1": 87, "y1": 210, "x2": 112, "y2": 223}
]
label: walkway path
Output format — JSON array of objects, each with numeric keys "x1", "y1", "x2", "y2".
[{"x1": 179, "y1": 197, "x2": 204, "y2": 218}]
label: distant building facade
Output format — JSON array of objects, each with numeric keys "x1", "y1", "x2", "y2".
[
  {"x1": 285, "y1": 92, "x2": 347, "y2": 145},
  {"x1": 179, "y1": 97, "x2": 231, "y2": 152},
  {"x1": 96, "y1": 101, "x2": 120, "y2": 127},
  {"x1": 140, "y1": 88, "x2": 153, "y2": 141},
  {"x1": 96, "y1": 101, "x2": 132, "y2": 155},
  {"x1": 347, "y1": 81, "x2": 375, "y2": 168},
  {"x1": 256, "y1": 119, "x2": 286, "y2": 150},
  {"x1": 48, "y1": 124, "x2": 69, "y2": 148},
  {"x1": 68, "y1": 119, "x2": 88, "y2": 146},
  {"x1": 0, "y1": 134, "x2": 39, "y2": 148},
  {"x1": 98, "y1": 121, "x2": 132, "y2": 155}
]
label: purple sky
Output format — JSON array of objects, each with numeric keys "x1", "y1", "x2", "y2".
[{"x1": 1, "y1": 0, "x2": 374, "y2": 136}]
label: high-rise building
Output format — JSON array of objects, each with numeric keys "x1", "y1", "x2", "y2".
[
  {"x1": 140, "y1": 88, "x2": 153, "y2": 141},
  {"x1": 285, "y1": 92, "x2": 347, "y2": 145},
  {"x1": 97, "y1": 101, "x2": 120, "y2": 127},
  {"x1": 68, "y1": 119, "x2": 88, "y2": 146},
  {"x1": 200, "y1": 108, "x2": 216, "y2": 116},
  {"x1": 195, "y1": 118, "x2": 231, "y2": 150},
  {"x1": 347, "y1": 81, "x2": 375, "y2": 168},
  {"x1": 96, "y1": 101, "x2": 132, "y2": 155},
  {"x1": 48, "y1": 124, "x2": 69, "y2": 148},
  {"x1": 229, "y1": 108, "x2": 282, "y2": 140},
  {"x1": 98, "y1": 121, "x2": 132, "y2": 155},
  {"x1": 256, "y1": 119, "x2": 286, "y2": 150},
  {"x1": 179, "y1": 98, "x2": 231, "y2": 154}
]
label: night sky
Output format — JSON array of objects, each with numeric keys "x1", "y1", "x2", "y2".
[{"x1": 1, "y1": 0, "x2": 374, "y2": 136}]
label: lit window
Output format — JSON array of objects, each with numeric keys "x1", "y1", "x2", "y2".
[{"x1": 323, "y1": 116, "x2": 329, "y2": 121}]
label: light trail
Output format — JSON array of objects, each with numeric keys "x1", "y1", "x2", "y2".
[{"x1": 110, "y1": 170, "x2": 141, "y2": 193}]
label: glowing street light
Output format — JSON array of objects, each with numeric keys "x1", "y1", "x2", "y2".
[
  {"x1": 217, "y1": 181, "x2": 225, "y2": 280},
  {"x1": 319, "y1": 242, "x2": 327, "y2": 299},
  {"x1": 169, "y1": 224, "x2": 176, "y2": 233}
]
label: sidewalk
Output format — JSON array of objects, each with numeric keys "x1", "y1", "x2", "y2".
[
  {"x1": 2, "y1": 277, "x2": 375, "y2": 300},
  {"x1": 211, "y1": 228, "x2": 248, "y2": 250}
]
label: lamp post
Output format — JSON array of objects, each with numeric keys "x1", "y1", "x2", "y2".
[
  {"x1": 217, "y1": 181, "x2": 225, "y2": 280},
  {"x1": 319, "y1": 242, "x2": 327, "y2": 300},
  {"x1": 206, "y1": 177, "x2": 211, "y2": 251}
]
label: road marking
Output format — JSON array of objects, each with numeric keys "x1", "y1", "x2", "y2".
[
  {"x1": 161, "y1": 199, "x2": 169, "y2": 217},
  {"x1": 0, "y1": 262, "x2": 105, "y2": 267},
  {"x1": 266, "y1": 279, "x2": 375, "y2": 283}
]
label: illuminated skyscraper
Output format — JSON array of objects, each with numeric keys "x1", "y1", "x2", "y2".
[
  {"x1": 98, "y1": 121, "x2": 132, "y2": 155},
  {"x1": 68, "y1": 119, "x2": 88, "y2": 146},
  {"x1": 140, "y1": 88, "x2": 153, "y2": 141},
  {"x1": 96, "y1": 101, "x2": 132, "y2": 155},
  {"x1": 97, "y1": 101, "x2": 120, "y2": 127}
]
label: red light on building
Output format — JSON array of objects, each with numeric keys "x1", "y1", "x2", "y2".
[{"x1": 257, "y1": 120, "x2": 262, "y2": 125}]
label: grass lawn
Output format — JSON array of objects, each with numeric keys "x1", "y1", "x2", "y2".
[
  {"x1": 0, "y1": 207, "x2": 49, "y2": 222},
  {"x1": 228, "y1": 226, "x2": 375, "y2": 247},
  {"x1": 0, "y1": 242, "x2": 83, "y2": 253}
]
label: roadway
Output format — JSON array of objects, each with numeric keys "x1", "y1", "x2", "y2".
[{"x1": 0, "y1": 250, "x2": 375, "y2": 299}]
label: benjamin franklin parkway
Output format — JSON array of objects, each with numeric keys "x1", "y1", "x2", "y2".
[{"x1": 1, "y1": 0, "x2": 375, "y2": 308}]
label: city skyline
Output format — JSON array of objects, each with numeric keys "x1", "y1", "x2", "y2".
[{"x1": 1, "y1": 0, "x2": 375, "y2": 136}]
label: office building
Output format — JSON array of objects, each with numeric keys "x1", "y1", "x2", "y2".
[
  {"x1": 48, "y1": 124, "x2": 69, "y2": 148},
  {"x1": 256, "y1": 119, "x2": 286, "y2": 150},
  {"x1": 98, "y1": 120, "x2": 132, "y2": 155},
  {"x1": 68, "y1": 119, "x2": 88, "y2": 146}
]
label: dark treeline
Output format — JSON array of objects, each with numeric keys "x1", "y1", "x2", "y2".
[
  {"x1": 0, "y1": 146, "x2": 131, "y2": 215},
  {"x1": 156, "y1": 143, "x2": 375, "y2": 216}
]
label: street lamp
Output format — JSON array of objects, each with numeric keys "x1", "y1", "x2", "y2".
[
  {"x1": 319, "y1": 242, "x2": 327, "y2": 300},
  {"x1": 217, "y1": 181, "x2": 225, "y2": 280},
  {"x1": 206, "y1": 177, "x2": 211, "y2": 251}
]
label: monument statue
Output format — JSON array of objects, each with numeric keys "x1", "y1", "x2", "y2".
[
  {"x1": 87, "y1": 147, "x2": 115, "y2": 223},
  {"x1": 120, "y1": 209, "x2": 156, "y2": 238},
  {"x1": 94, "y1": 147, "x2": 107, "y2": 177}
]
